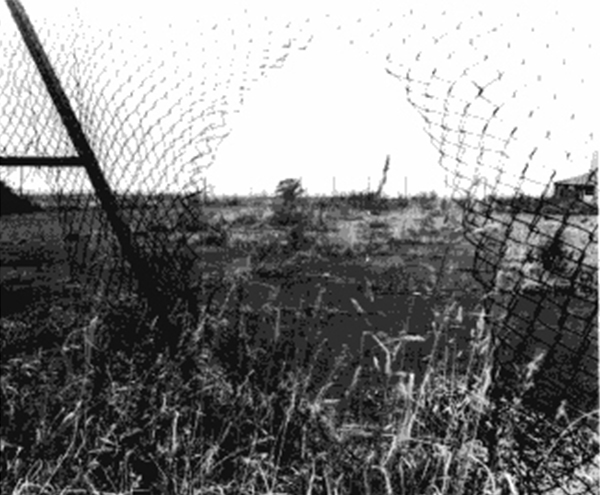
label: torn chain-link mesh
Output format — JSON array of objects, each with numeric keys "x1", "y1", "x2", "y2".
[{"x1": 1, "y1": 0, "x2": 597, "y2": 459}]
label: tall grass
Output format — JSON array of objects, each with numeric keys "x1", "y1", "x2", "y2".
[
  {"x1": 1, "y1": 200, "x2": 598, "y2": 494},
  {"x1": 2, "y1": 274, "x2": 597, "y2": 494}
]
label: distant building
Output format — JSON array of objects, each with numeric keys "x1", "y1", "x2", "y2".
[{"x1": 553, "y1": 152, "x2": 598, "y2": 203}]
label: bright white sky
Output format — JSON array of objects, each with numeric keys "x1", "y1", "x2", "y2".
[
  {"x1": 206, "y1": 35, "x2": 442, "y2": 196},
  {"x1": 1, "y1": 1, "x2": 597, "y2": 197}
]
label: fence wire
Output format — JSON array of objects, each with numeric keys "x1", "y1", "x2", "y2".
[
  {"x1": 382, "y1": 3, "x2": 598, "y2": 413},
  {"x1": 1, "y1": 2, "x2": 598, "y2": 493}
]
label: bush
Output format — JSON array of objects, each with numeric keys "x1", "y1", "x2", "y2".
[
  {"x1": 270, "y1": 178, "x2": 306, "y2": 226},
  {"x1": 0, "y1": 180, "x2": 42, "y2": 215},
  {"x1": 536, "y1": 229, "x2": 574, "y2": 277}
]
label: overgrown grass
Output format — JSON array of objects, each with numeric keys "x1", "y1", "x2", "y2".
[
  {"x1": 1, "y1": 199, "x2": 598, "y2": 494},
  {"x1": 2, "y1": 279, "x2": 598, "y2": 493}
]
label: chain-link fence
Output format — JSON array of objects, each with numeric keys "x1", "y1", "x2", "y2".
[
  {"x1": 381, "y1": 0, "x2": 598, "y2": 413},
  {"x1": 382, "y1": 8, "x2": 598, "y2": 490},
  {"x1": 1, "y1": 1, "x2": 323, "y2": 324},
  {"x1": 1, "y1": 1, "x2": 597, "y2": 493}
]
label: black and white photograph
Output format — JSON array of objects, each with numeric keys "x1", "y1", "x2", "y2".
[{"x1": 1, "y1": 1, "x2": 598, "y2": 493}]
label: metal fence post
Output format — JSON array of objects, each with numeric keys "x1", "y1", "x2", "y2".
[{"x1": 5, "y1": 0, "x2": 171, "y2": 325}]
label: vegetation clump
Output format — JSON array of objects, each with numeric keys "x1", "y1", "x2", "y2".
[
  {"x1": 271, "y1": 178, "x2": 306, "y2": 226},
  {"x1": 0, "y1": 180, "x2": 41, "y2": 215}
]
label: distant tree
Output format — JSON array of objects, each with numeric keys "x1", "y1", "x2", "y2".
[
  {"x1": 271, "y1": 178, "x2": 305, "y2": 227},
  {"x1": 275, "y1": 178, "x2": 304, "y2": 205},
  {"x1": 271, "y1": 178, "x2": 310, "y2": 250}
]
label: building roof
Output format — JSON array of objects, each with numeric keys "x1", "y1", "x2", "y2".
[{"x1": 554, "y1": 168, "x2": 597, "y2": 186}]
